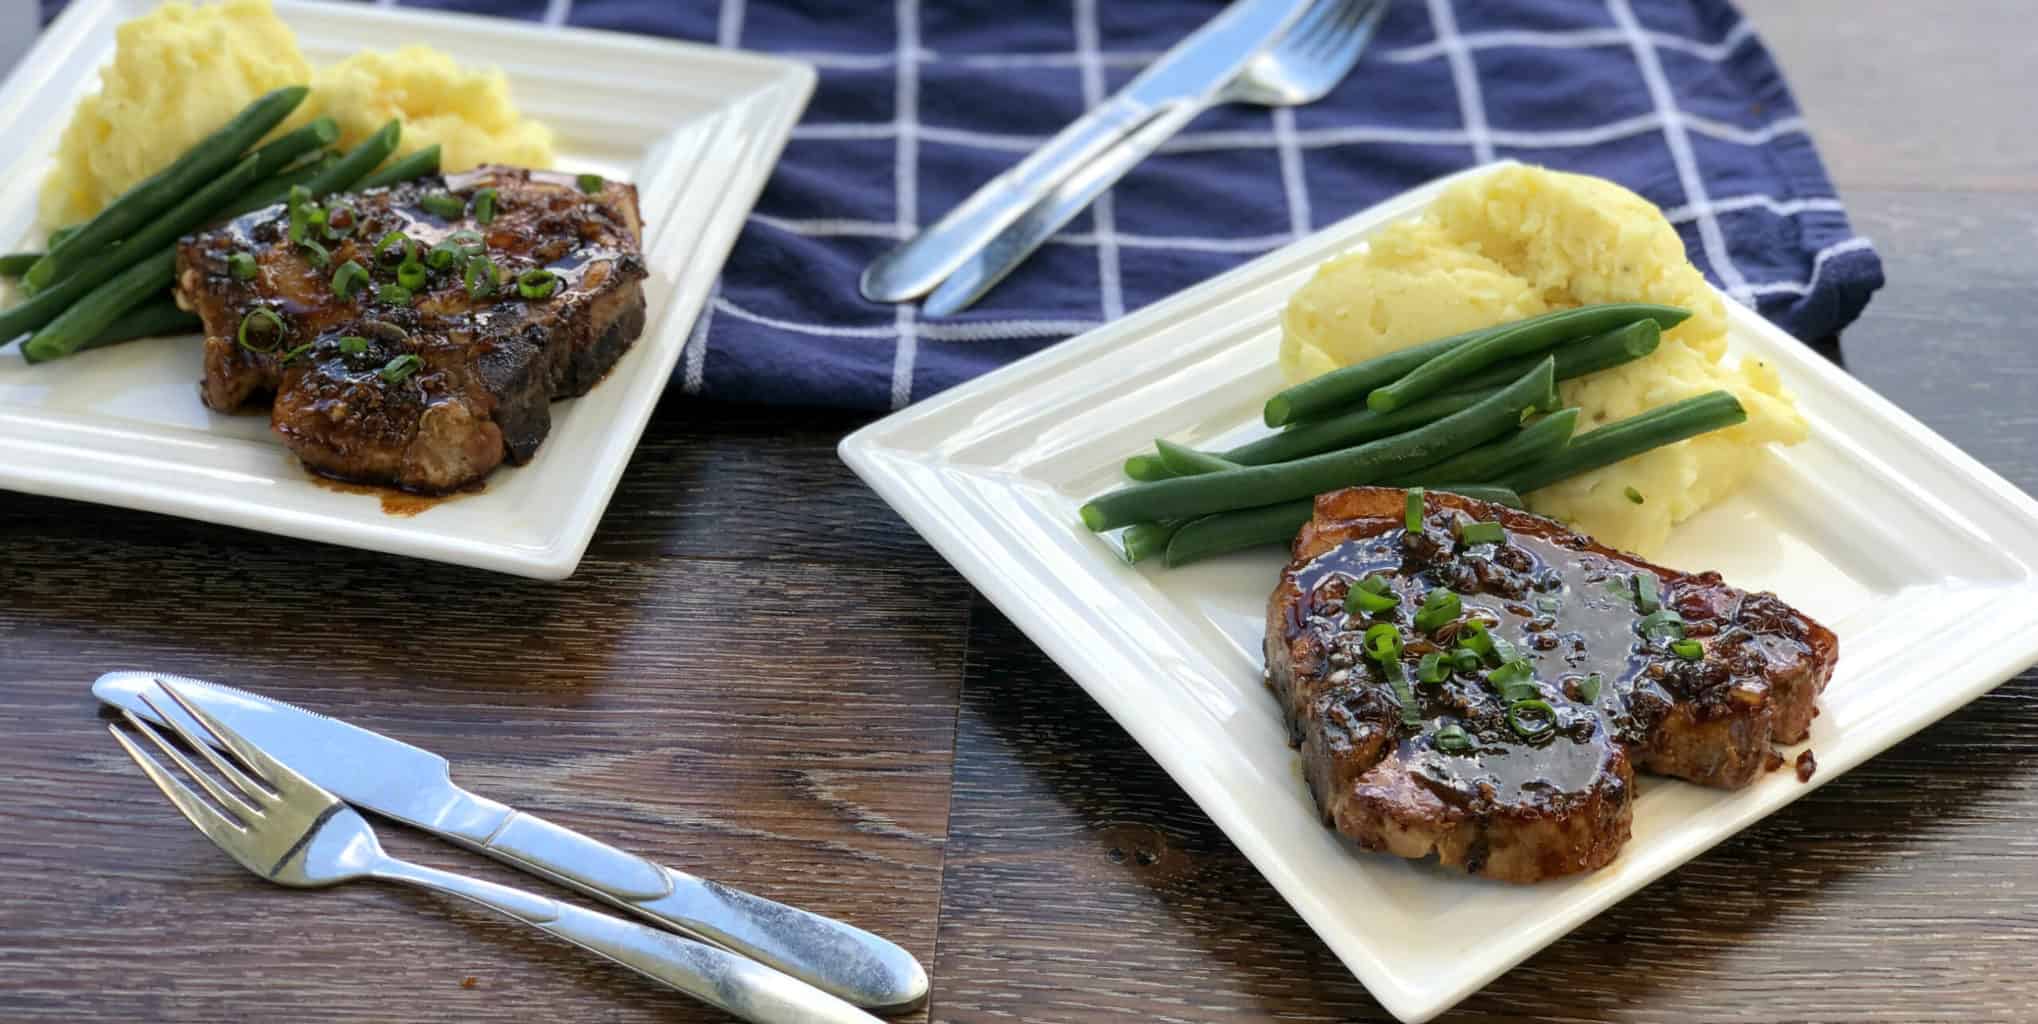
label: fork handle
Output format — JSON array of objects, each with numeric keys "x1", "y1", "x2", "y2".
[{"x1": 372, "y1": 857, "x2": 881, "y2": 1024}]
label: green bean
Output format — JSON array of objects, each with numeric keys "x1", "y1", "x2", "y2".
[
  {"x1": 1263, "y1": 326, "x2": 1489, "y2": 427},
  {"x1": 1, "y1": 252, "x2": 38, "y2": 277},
  {"x1": 1166, "y1": 500, "x2": 1315, "y2": 567},
  {"x1": 1123, "y1": 453, "x2": 1171, "y2": 481},
  {"x1": 1502, "y1": 391, "x2": 1748, "y2": 494},
  {"x1": 1367, "y1": 304, "x2": 1688, "y2": 413},
  {"x1": 245, "y1": 116, "x2": 340, "y2": 180},
  {"x1": 355, "y1": 144, "x2": 442, "y2": 191},
  {"x1": 1153, "y1": 439, "x2": 1240, "y2": 476},
  {"x1": 24, "y1": 86, "x2": 309, "y2": 291},
  {"x1": 1454, "y1": 318, "x2": 1661, "y2": 392},
  {"x1": 20, "y1": 251, "x2": 176, "y2": 364},
  {"x1": 298, "y1": 121, "x2": 403, "y2": 199},
  {"x1": 46, "y1": 225, "x2": 81, "y2": 250},
  {"x1": 1424, "y1": 485, "x2": 1523, "y2": 508},
  {"x1": 215, "y1": 156, "x2": 342, "y2": 220},
  {"x1": 79, "y1": 296, "x2": 200, "y2": 352},
  {"x1": 1135, "y1": 391, "x2": 1497, "y2": 483},
  {"x1": 1390, "y1": 408, "x2": 1580, "y2": 486},
  {"x1": 1121, "y1": 521, "x2": 1181, "y2": 563},
  {"x1": 1079, "y1": 358, "x2": 1554, "y2": 531},
  {"x1": 0, "y1": 155, "x2": 262, "y2": 345}
]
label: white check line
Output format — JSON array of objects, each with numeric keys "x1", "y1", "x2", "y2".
[
  {"x1": 1075, "y1": 0, "x2": 1125, "y2": 323},
  {"x1": 891, "y1": 0, "x2": 921, "y2": 408},
  {"x1": 1273, "y1": 105, "x2": 1311, "y2": 240},
  {"x1": 541, "y1": 0, "x2": 572, "y2": 28},
  {"x1": 749, "y1": 214, "x2": 1294, "y2": 254},
  {"x1": 1383, "y1": 20, "x2": 1757, "y2": 64},
  {"x1": 1427, "y1": 0, "x2": 1495, "y2": 164},
  {"x1": 1665, "y1": 193, "x2": 1844, "y2": 224},
  {"x1": 1608, "y1": 0, "x2": 1751, "y2": 302},
  {"x1": 1741, "y1": 236, "x2": 1876, "y2": 297},
  {"x1": 679, "y1": 0, "x2": 749, "y2": 394}
]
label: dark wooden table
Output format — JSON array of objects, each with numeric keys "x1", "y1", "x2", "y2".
[{"x1": 5, "y1": 6, "x2": 2035, "y2": 1022}]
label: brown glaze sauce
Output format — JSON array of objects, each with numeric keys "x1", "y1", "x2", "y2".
[
  {"x1": 307, "y1": 473, "x2": 482, "y2": 517},
  {"x1": 1282, "y1": 512, "x2": 1705, "y2": 814}
]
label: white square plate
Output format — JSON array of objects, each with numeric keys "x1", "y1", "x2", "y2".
[
  {"x1": 0, "y1": 0, "x2": 813, "y2": 579},
  {"x1": 840, "y1": 163, "x2": 2038, "y2": 1022}
]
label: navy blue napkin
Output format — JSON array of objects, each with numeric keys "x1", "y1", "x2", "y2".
[{"x1": 44, "y1": 0, "x2": 1885, "y2": 411}]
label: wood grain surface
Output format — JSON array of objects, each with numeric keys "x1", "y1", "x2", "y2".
[{"x1": 4, "y1": 4, "x2": 2037, "y2": 1024}]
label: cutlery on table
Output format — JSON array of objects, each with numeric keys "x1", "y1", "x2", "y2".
[
  {"x1": 94, "y1": 671, "x2": 926, "y2": 1014},
  {"x1": 107, "y1": 680, "x2": 881, "y2": 1024},
  {"x1": 921, "y1": 0, "x2": 1386, "y2": 318},
  {"x1": 859, "y1": 0, "x2": 1316, "y2": 305}
]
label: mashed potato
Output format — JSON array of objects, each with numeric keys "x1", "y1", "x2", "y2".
[
  {"x1": 1280, "y1": 165, "x2": 1805, "y2": 555},
  {"x1": 311, "y1": 47, "x2": 554, "y2": 175},
  {"x1": 38, "y1": 0, "x2": 311, "y2": 227},
  {"x1": 39, "y1": 0, "x2": 554, "y2": 228}
]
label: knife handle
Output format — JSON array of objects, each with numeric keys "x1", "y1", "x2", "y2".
[
  {"x1": 858, "y1": 94, "x2": 1154, "y2": 303},
  {"x1": 480, "y1": 809, "x2": 928, "y2": 1012}
]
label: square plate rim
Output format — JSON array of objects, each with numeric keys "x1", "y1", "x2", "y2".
[
  {"x1": 840, "y1": 161, "x2": 2038, "y2": 1021},
  {"x1": 0, "y1": 0, "x2": 817, "y2": 580}
]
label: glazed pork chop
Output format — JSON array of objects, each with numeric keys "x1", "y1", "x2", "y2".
[
  {"x1": 1265, "y1": 486, "x2": 1837, "y2": 882},
  {"x1": 176, "y1": 166, "x2": 647, "y2": 493}
]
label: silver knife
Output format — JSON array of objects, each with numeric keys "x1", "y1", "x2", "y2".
[
  {"x1": 857, "y1": 0, "x2": 1312, "y2": 304},
  {"x1": 93, "y1": 671, "x2": 928, "y2": 1013}
]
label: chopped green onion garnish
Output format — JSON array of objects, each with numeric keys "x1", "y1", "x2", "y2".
[
  {"x1": 373, "y1": 230, "x2": 414, "y2": 265},
  {"x1": 1534, "y1": 595, "x2": 1562, "y2": 614},
  {"x1": 1433, "y1": 723, "x2": 1473, "y2": 753},
  {"x1": 1347, "y1": 585, "x2": 1398, "y2": 616},
  {"x1": 235, "y1": 308, "x2": 285, "y2": 354},
  {"x1": 576, "y1": 172, "x2": 605, "y2": 194},
  {"x1": 378, "y1": 353, "x2": 423, "y2": 383},
  {"x1": 465, "y1": 255, "x2": 499, "y2": 298},
  {"x1": 426, "y1": 241, "x2": 465, "y2": 271},
  {"x1": 279, "y1": 342, "x2": 314, "y2": 365},
  {"x1": 517, "y1": 268, "x2": 560, "y2": 300},
  {"x1": 322, "y1": 202, "x2": 357, "y2": 239},
  {"x1": 472, "y1": 187, "x2": 499, "y2": 225},
  {"x1": 1356, "y1": 574, "x2": 1391, "y2": 595},
  {"x1": 1459, "y1": 619, "x2": 1496, "y2": 662},
  {"x1": 1487, "y1": 659, "x2": 1537, "y2": 701},
  {"x1": 1382, "y1": 659, "x2": 1421, "y2": 729},
  {"x1": 396, "y1": 260, "x2": 427, "y2": 291},
  {"x1": 1416, "y1": 652, "x2": 1449, "y2": 684},
  {"x1": 1625, "y1": 486, "x2": 1645, "y2": 505},
  {"x1": 228, "y1": 252, "x2": 258, "y2": 280},
  {"x1": 419, "y1": 192, "x2": 466, "y2": 219},
  {"x1": 448, "y1": 229, "x2": 484, "y2": 248},
  {"x1": 1506, "y1": 698, "x2": 1558, "y2": 742},
  {"x1": 1633, "y1": 573, "x2": 1661, "y2": 614},
  {"x1": 1450, "y1": 647, "x2": 1482, "y2": 674},
  {"x1": 1670, "y1": 638, "x2": 1704, "y2": 661},
  {"x1": 288, "y1": 205, "x2": 312, "y2": 244},
  {"x1": 1458, "y1": 520, "x2": 1506, "y2": 545},
  {"x1": 336, "y1": 335, "x2": 369, "y2": 356},
  {"x1": 1488, "y1": 631, "x2": 1522, "y2": 666},
  {"x1": 1362, "y1": 622, "x2": 1402, "y2": 663},
  {"x1": 331, "y1": 260, "x2": 369, "y2": 300},
  {"x1": 299, "y1": 239, "x2": 330, "y2": 269},
  {"x1": 1405, "y1": 487, "x2": 1424, "y2": 532},
  {"x1": 1412, "y1": 588, "x2": 1462, "y2": 634},
  {"x1": 1578, "y1": 672, "x2": 1603, "y2": 703},
  {"x1": 1638, "y1": 608, "x2": 1685, "y2": 643},
  {"x1": 288, "y1": 184, "x2": 311, "y2": 208},
  {"x1": 376, "y1": 283, "x2": 413, "y2": 306}
]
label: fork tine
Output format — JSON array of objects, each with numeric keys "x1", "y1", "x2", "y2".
[
  {"x1": 1326, "y1": 0, "x2": 1387, "y2": 70},
  {"x1": 1276, "y1": 0, "x2": 1338, "y2": 56},
  {"x1": 154, "y1": 679, "x2": 313, "y2": 801},
  {"x1": 108, "y1": 723, "x2": 251, "y2": 855},
  {"x1": 119, "y1": 706, "x2": 265, "y2": 822},
  {"x1": 133, "y1": 693, "x2": 273, "y2": 811}
]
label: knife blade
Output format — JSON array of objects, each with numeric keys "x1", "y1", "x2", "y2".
[
  {"x1": 857, "y1": 0, "x2": 1313, "y2": 303},
  {"x1": 93, "y1": 670, "x2": 928, "y2": 1013}
]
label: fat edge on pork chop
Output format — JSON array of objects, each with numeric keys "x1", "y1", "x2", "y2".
[
  {"x1": 1264, "y1": 486, "x2": 1838, "y2": 883},
  {"x1": 176, "y1": 166, "x2": 648, "y2": 493}
]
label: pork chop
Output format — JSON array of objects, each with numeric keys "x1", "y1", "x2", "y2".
[
  {"x1": 1264, "y1": 486, "x2": 1837, "y2": 882},
  {"x1": 175, "y1": 166, "x2": 647, "y2": 493}
]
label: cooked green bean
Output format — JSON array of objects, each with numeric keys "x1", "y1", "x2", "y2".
[
  {"x1": 1455, "y1": 318, "x2": 1661, "y2": 392},
  {"x1": 1079, "y1": 359, "x2": 1554, "y2": 531},
  {"x1": 1153, "y1": 439, "x2": 1240, "y2": 476},
  {"x1": 297, "y1": 122, "x2": 403, "y2": 199},
  {"x1": 1121, "y1": 521, "x2": 1181, "y2": 564},
  {"x1": 1425, "y1": 484, "x2": 1524, "y2": 508},
  {"x1": 245, "y1": 116, "x2": 339, "y2": 180},
  {"x1": 1368, "y1": 304, "x2": 1688, "y2": 413},
  {"x1": 24, "y1": 85, "x2": 309, "y2": 292},
  {"x1": 1136, "y1": 391, "x2": 1497, "y2": 483},
  {"x1": 0, "y1": 155, "x2": 262, "y2": 345},
  {"x1": 20, "y1": 251, "x2": 177, "y2": 364},
  {"x1": 1123, "y1": 453, "x2": 1171, "y2": 481},
  {"x1": 1263, "y1": 326, "x2": 1491, "y2": 427},
  {"x1": 215, "y1": 156, "x2": 342, "y2": 221},
  {"x1": 1166, "y1": 500, "x2": 1314, "y2": 567},
  {"x1": 355, "y1": 144, "x2": 442, "y2": 191},
  {"x1": 78, "y1": 296, "x2": 201, "y2": 352},
  {"x1": 0, "y1": 252, "x2": 38, "y2": 277},
  {"x1": 1503, "y1": 391, "x2": 1748, "y2": 494},
  {"x1": 1391, "y1": 408, "x2": 1580, "y2": 486}
]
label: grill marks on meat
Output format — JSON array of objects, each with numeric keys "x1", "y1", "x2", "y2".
[
  {"x1": 1264, "y1": 487, "x2": 1837, "y2": 883},
  {"x1": 176, "y1": 166, "x2": 648, "y2": 493}
]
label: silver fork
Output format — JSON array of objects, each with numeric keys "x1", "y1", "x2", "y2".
[
  {"x1": 108, "y1": 680, "x2": 879, "y2": 1024},
  {"x1": 919, "y1": 0, "x2": 1388, "y2": 317}
]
